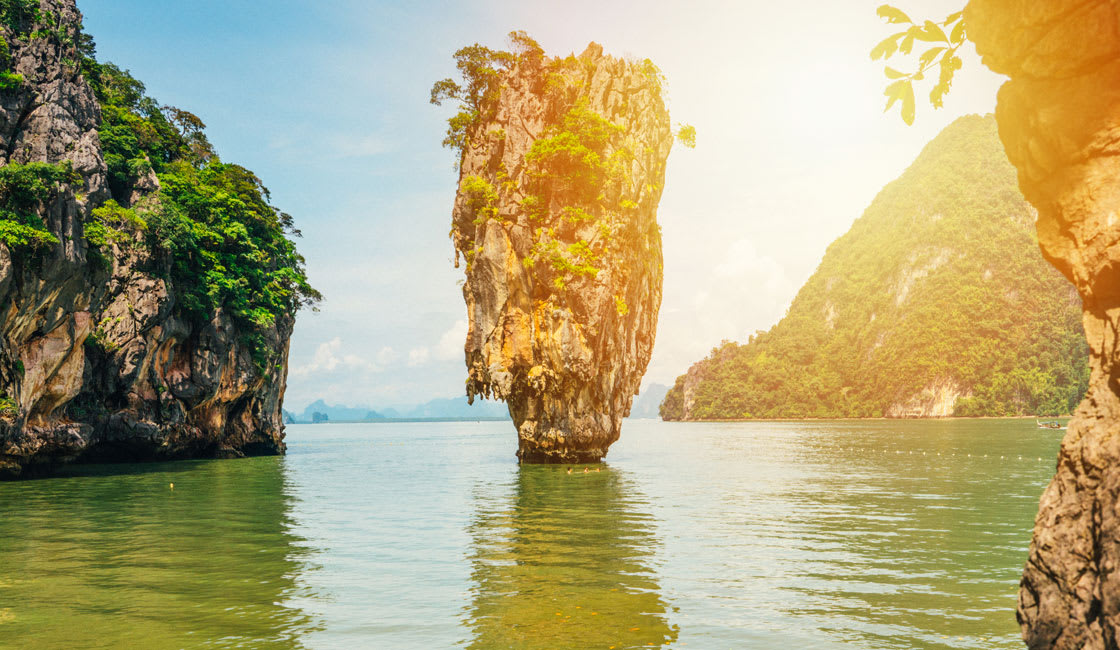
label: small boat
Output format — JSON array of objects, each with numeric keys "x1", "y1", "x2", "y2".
[{"x1": 1036, "y1": 420, "x2": 1066, "y2": 430}]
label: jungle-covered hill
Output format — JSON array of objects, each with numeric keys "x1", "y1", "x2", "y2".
[{"x1": 661, "y1": 115, "x2": 1088, "y2": 420}]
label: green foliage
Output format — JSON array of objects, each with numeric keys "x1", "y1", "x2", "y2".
[
  {"x1": 82, "y1": 61, "x2": 215, "y2": 202},
  {"x1": 0, "y1": 161, "x2": 78, "y2": 251},
  {"x1": 429, "y1": 36, "x2": 521, "y2": 156},
  {"x1": 0, "y1": 70, "x2": 21, "y2": 90},
  {"x1": 0, "y1": 0, "x2": 39, "y2": 32},
  {"x1": 0, "y1": 160, "x2": 80, "y2": 208},
  {"x1": 527, "y1": 234, "x2": 600, "y2": 279},
  {"x1": 560, "y1": 205, "x2": 595, "y2": 223},
  {"x1": 86, "y1": 323, "x2": 120, "y2": 354},
  {"x1": 523, "y1": 100, "x2": 627, "y2": 208},
  {"x1": 149, "y1": 162, "x2": 320, "y2": 327},
  {"x1": 0, "y1": 0, "x2": 53, "y2": 93},
  {"x1": 676, "y1": 123, "x2": 697, "y2": 149},
  {"x1": 436, "y1": 32, "x2": 683, "y2": 310},
  {"x1": 85, "y1": 199, "x2": 145, "y2": 250},
  {"x1": 639, "y1": 58, "x2": 666, "y2": 95},
  {"x1": 0, "y1": 219, "x2": 56, "y2": 249},
  {"x1": 662, "y1": 116, "x2": 1089, "y2": 420},
  {"x1": 659, "y1": 376, "x2": 686, "y2": 420},
  {"x1": 76, "y1": 43, "x2": 319, "y2": 368},
  {"x1": 92, "y1": 198, "x2": 147, "y2": 232},
  {"x1": 461, "y1": 174, "x2": 498, "y2": 223},
  {"x1": 0, "y1": 391, "x2": 15, "y2": 417},
  {"x1": 872, "y1": 5, "x2": 966, "y2": 125}
]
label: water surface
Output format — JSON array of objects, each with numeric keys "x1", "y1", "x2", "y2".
[{"x1": 0, "y1": 419, "x2": 1061, "y2": 648}]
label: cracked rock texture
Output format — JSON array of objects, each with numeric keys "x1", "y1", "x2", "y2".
[
  {"x1": 967, "y1": 1, "x2": 1120, "y2": 646},
  {"x1": 452, "y1": 43, "x2": 672, "y2": 463},
  {"x1": 0, "y1": 0, "x2": 290, "y2": 478}
]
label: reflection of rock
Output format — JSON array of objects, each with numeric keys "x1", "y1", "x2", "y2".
[
  {"x1": 463, "y1": 466, "x2": 677, "y2": 648},
  {"x1": 453, "y1": 43, "x2": 673, "y2": 463},
  {"x1": 0, "y1": 457, "x2": 318, "y2": 646},
  {"x1": 965, "y1": 1, "x2": 1120, "y2": 645}
]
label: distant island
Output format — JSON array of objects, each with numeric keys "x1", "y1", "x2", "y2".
[
  {"x1": 286, "y1": 386, "x2": 671, "y2": 424},
  {"x1": 661, "y1": 115, "x2": 1088, "y2": 421},
  {"x1": 284, "y1": 396, "x2": 509, "y2": 424}
]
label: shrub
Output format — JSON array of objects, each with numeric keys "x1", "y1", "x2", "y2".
[
  {"x1": 0, "y1": 392, "x2": 15, "y2": 417},
  {"x1": 461, "y1": 175, "x2": 498, "y2": 223},
  {"x1": 0, "y1": 161, "x2": 78, "y2": 251}
]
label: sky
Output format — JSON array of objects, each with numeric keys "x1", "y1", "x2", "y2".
[{"x1": 79, "y1": 0, "x2": 1004, "y2": 412}]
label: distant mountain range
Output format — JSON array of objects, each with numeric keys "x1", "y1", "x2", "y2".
[
  {"x1": 629, "y1": 384, "x2": 669, "y2": 419},
  {"x1": 284, "y1": 396, "x2": 508, "y2": 423},
  {"x1": 285, "y1": 385, "x2": 673, "y2": 424}
]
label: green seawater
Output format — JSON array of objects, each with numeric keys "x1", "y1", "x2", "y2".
[{"x1": 0, "y1": 419, "x2": 1061, "y2": 648}]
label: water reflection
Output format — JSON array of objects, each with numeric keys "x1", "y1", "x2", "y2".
[
  {"x1": 765, "y1": 420, "x2": 1052, "y2": 648},
  {"x1": 0, "y1": 457, "x2": 319, "y2": 648},
  {"x1": 463, "y1": 465, "x2": 678, "y2": 649}
]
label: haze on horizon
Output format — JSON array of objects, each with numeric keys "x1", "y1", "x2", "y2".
[{"x1": 79, "y1": 0, "x2": 1004, "y2": 412}]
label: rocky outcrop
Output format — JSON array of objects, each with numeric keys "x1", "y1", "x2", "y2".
[
  {"x1": 885, "y1": 380, "x2": 970, "y2": 418},
  {"x1": 450, "y1": 42, "x2": 674, "y2": 463},
  {"x1": 966, "y1": 1, "x2": 1120, "y2": 646},
  {"x1": 0, "y1": 0, "x2": 292, "y2": 478}
]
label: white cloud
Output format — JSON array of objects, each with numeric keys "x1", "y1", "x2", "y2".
[
  {"x1": 714, "y1": 238, "x2": 792, "y2": 295},
  {"x1": 376, "y1": 346, "x2": 398, "y2": 366},
  {"x1": 290, "y1": 337, "x2": 379, "y2": 377},
  {"x1": 434, "y1": 320, "x2": 467, "y2": 361},
  {"x1": 333, "y1": 134, "x2": 390, "y2": 159},
  {"x1": 408, "y1": 347, "x2": 430, "y2": 367}
]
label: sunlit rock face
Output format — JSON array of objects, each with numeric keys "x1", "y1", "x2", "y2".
[
  {"x1": 0, "y1": 0, "x2": 289, "y2": 478},
  {"x1": 967, "y1": 1, "x2": 1120, "y2": 646},
  {"x1": 452, "y1": 43, "x2": 673, "y2": 463}
]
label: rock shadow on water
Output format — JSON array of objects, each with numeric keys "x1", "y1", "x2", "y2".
[
  {"x1": 461, "y1": 464, "x2": 678, "y2": 649},
  {"x1": 0, "y1": 455, "x2": 322, "y2": 648}
]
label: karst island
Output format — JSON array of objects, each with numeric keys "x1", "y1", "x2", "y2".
[
  {"x1": 432, "y1": 33, "x2": 692, "y2": 463},
  {"x1": 0, "y1": 1, "x2": 1116, "y2": 649}
]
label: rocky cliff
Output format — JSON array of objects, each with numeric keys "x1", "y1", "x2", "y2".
[
  {"x1": 435, "y1": 36, "x2": 676, "y2": 462},
  {"x1": 0, "y1": 0, "x2": 312, "y2": 478},
  {"x1": 660, "y1": 115, "x2": 1087, "y2": 422},
  {"x1": 967, "y1": 2, "x2": 1120, "y2": 646}
]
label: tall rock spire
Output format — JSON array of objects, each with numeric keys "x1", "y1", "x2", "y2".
[{"x1": 441, "y1": 36, "x2": 675, "y2": 462}]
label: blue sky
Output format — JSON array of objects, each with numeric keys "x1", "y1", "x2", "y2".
[{"x1": 79, "y1": 1, "x2": 1004, "y2": 412}]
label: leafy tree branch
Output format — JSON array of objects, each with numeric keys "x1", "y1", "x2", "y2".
[{"x1": 872, "y1": 4, "x2": 966, "y2": 125}]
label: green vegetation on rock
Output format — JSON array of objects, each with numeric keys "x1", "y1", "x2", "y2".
[
  {"x1": 433, "y1": 36, "x2": 667, "y2": 302},
  {"x1": 661, "y1": 115, "x2": 1088, "y2": 420},
  {"x1": 0, "y1": 0, "x2": 51, "y2": 91},
  {"x1": 0, "y1": 161, "x2": 78, "y2": 250},
  {"x1": 77, "y1": 41, "x2": 320, "y2": 360}
]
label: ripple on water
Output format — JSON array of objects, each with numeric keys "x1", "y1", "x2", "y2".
[{"x1": 0, "y1": 418, "x2": 1059, "y2": 649}]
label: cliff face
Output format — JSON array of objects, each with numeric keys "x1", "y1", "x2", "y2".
[
  {"x1": 450, "y1": 43, "x2": 673, "y2": 463},
  {"x1": 966, "y1": 2, "x2": 1120, "y2": 646},
  {"x1": 0, "y1": 0, "x2": 297, "y2": 478},
  {"x1": 660, "y1": 116, "x2": 1086, "y2": 422}
]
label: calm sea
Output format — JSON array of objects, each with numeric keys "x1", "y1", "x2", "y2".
[{"x1": 0, "y1": 419, "x2": 1061, "y2": 649}]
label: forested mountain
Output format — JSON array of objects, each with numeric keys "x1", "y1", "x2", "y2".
[{"x1": 661, "y1": 115, "x2": 1088, "y2": 420}]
